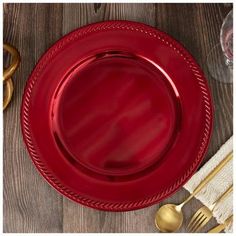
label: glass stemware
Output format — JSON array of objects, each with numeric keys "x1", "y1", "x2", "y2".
[{"x1": 207, "y1": 9, "x2": 233, "y2": 83}]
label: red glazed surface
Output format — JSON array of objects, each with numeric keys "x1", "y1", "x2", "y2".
[{"x1": 21, "y1": 21, "x2": 213, "y2": 211}]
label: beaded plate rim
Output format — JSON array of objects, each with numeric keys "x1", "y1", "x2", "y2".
[{"x1": 21, "y1": 20, "x2": 213, "y2": 211}]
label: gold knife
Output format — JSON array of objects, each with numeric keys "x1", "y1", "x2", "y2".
[{"x1": 208, "y1": 215, "x2": 233, "y2": 233}]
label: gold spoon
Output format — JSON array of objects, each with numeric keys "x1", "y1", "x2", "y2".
[{"x1": 155, "y1": 151, "x2": 233, "y2": 232}]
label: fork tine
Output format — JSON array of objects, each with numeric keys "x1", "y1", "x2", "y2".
[
  {"x1": 187, "y1": 210, "x2": 201, "y2": 229},
  {"x1": 187, "y1": 210, "x2": 203, "y2": 231},
  {"x1": 193, "y1": 217, "x2": 209, "y2": 233},
  {"x1": 190, "y1": 215, "x2": 206, "y2": 233},
  {"x1": 189, "y1": 214, "x2": 205, "y2": 232},
  {"x1": 196, "y1": 217, "x2": 211, "y2": 232}
]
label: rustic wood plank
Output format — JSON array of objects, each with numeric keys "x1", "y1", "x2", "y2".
[
  {"x1": 3, "y1": 3, "x2": 232, "y2": 233},
  {"x1": 3, "y1": 3, "x2": 63, "y2": 233}
]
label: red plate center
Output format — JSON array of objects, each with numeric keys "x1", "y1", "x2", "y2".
[{"x1": 52, "y1": 51, "x2": 181, "y2": 176}]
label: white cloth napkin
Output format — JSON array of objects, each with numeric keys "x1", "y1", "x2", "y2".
[{"x1": 184, "y1": 136, "x2": 233, "y2": 233}]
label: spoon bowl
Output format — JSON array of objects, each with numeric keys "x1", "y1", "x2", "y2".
[{"x1": 155, "y1": 204, "x2": 183, "y2": 232}]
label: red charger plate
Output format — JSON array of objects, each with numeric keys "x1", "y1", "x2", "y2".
[{"x1": 21, "y1": 21, "x2": 213, "y2": 211}]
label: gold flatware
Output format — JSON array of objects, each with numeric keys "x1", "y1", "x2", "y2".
[
  {"x1": 3, "y1": 78, "x2": 14, "y2": 110},
  {"x1": 155, "y1": 151, "x2": 233, "y2": 232},
  {"x1": 208, "y1": 215, "x2": 233, "y2": 233},
  {"x1": 3, "y1": 43, "x2": 20, "y2": 110},
  {"x1": 188, "y1": 184, "x2": 233, "y2": 232}
]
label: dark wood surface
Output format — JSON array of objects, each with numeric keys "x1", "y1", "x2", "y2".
[{"x1": 3, "y1": 3, "x2": 233, "y2": 233}]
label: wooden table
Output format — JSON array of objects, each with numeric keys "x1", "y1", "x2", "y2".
[{"x1": 3, "y1": 3, "x2": 233, "y2": 233}]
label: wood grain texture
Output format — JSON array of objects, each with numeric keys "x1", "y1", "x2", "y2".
[
  {"x1": 3, "y1": 3, "x2": 63, "y2": 233},
  {"x1": 3, "y1": 3, "x2": 233, "y2": 233}
]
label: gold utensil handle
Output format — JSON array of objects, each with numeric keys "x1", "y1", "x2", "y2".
[
  {"x1": 183, "y1": 151, "x2": 233, "y2": 204},
  {"x1": 224, "y1": 214, "x2": 233, "y2": 225},
  {"x1": 208, "y1": 223, "x2": 226, "y2": 233},
  {"x1": 3, "y1": 78, "x2": 14, "y2": 110},
  {"x1": 210, "y1": 184, "x2": 233, "y2": 210},
  {"x1": 192, "y1": 151, "x2": 232, "y2": 196},
  {"x1": 3, "y1": 43, "x2": 20, "y2": 81},
  {"x1": 208, "y1": 215, "x2": 233, "y2": 233}
]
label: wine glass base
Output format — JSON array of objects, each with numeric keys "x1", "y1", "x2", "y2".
[{"x1": 207, "y1": 44, "x2": 233, "y2": 83}]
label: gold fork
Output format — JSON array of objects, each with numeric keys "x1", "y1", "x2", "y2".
[{"x1": 187, "y1": 184, "x2": 233, "y2": 232}]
